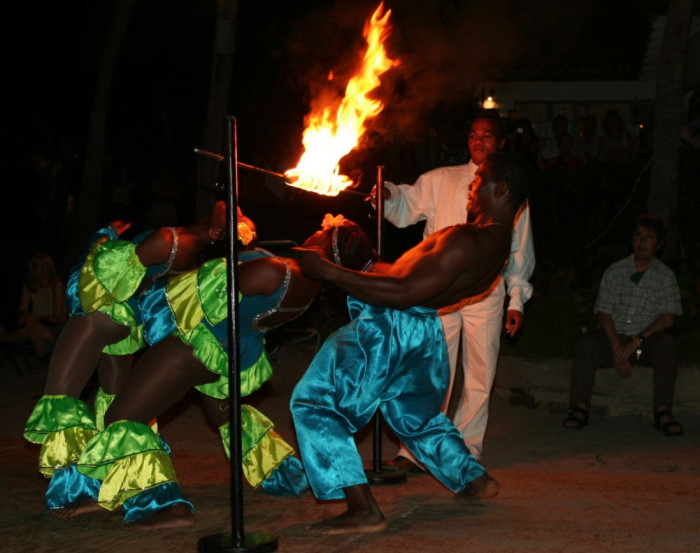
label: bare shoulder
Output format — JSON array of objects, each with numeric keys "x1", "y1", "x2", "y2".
[
  {"x1": 437, "y1": 224, "x2": 480, "y2": 249},
  {"x1": 239, "y1": 256, "x2": 286, "y2": 296}
]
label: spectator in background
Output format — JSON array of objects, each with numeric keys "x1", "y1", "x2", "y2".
[
  {"x1": 574, "y1": 114, "x2": 600, "y2": 164},
  {"x1": 597, "y1": 109, "x2": 637, "y2": 162},
  {"x1": 1, "y1": 253, "x2": 68, "y2": 357},
  {"x1": 542, "y1": 133, "x2": 584, "y2": 172},
  {"x1": 509, "y1": 117, "x2": 541, "y2": 167},
  {"x1": 540, "y1": 114, "x2": 569, "y2": 165},
  {"x1": 563, "y1": 214, "x2": 684, "y2": 436}
]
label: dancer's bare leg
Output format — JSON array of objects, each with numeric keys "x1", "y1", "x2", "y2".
[
  {"x1": 105, "y1": 336, "x2": 217, "y2": 426},
  {"x1": 43, "y1": 312, "x2": 130, "y2": 397},
  {"x1": 103, "y1": 337, "x2": 214, "y2": 529},
  {"x1": 97, "y1": 353, "x2": 133, "y2": 396},
  {"x1": 307, "y1": 484, "x2": 388, "y2": 536}
]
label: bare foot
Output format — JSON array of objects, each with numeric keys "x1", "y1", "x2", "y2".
[
  {"x1": 306, "y1": 510, "x2": 388, "y2": 536},
  {"x1": 125, "y1": 504, "x2": 195, "y2": 531},
  {"x1": 51, "y1": 500, "x2": 104, "y2": 519},
  {"x1": 455, "y1": 473, "x2": 500, "y2": 501}
]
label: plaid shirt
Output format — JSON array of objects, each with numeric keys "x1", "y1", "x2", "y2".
[{"x1": 594, "y1": 254, "x2": 683, "y2": 336}]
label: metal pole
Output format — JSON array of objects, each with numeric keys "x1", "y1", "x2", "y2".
[
  {"x1": 365, "y1": 166, "x2": 406, "y2": 485},
  {"x1": 198, "y1": 116, "x2": 277, "y2": 553},
  {"x1": 372, "y1": 166, "x2": 385, "y2": 474},
  {"x1": 226, "y1": 115, "x2": 245, "y2": 544}
]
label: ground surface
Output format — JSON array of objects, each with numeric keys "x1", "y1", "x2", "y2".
[{"x1": 1, "y1": 343, "x2": 698, "y2": 553}]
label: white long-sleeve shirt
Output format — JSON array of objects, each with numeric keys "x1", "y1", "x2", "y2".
[{"x1": 382, "y1": 160, "x2": 535, "y2": 312}]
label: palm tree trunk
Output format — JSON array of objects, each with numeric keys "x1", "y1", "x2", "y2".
[
  {"x1": 648, "y1": 0, "x2": 693, "y2": 268},
  {"x1": 196, "y1": 0, "x2": 239, "y2": 219},
  {"x1": 67, "y1": 0, "x2": 137, "y2": 263}
]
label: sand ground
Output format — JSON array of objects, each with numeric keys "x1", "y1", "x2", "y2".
[{"x1": 1, "y1": 342, "x2": 698, "y2": 553}]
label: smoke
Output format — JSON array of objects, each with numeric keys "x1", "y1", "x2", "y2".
[{"x1": 279, "y1": 0, "x2": 602, "y2": 150}]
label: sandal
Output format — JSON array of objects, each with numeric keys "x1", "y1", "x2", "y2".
[
  {"x1": 654, "y1": 409, "x2": 684, "y2": 437},
  {"x1": 563, "y1": 406, "x2": 589, "y2": 429}
]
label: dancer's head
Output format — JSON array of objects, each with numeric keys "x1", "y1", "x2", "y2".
[
  {"x1": 25, "y1": 252, "x2": 57, "y2": 291},
  {"x1": 206, "y1": 202, "x2": 257, "y2": 248},
  {"x1": 303, "y1": 214, "x2": 377, "y2": 271}
]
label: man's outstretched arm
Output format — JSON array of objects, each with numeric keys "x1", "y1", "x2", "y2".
[{"x1": 294, "y1": 231, "x2": 470, "y2": 310}]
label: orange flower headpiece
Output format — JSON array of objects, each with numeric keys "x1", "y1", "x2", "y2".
[{"x1": 237, "y1": 221, "x2": 256, "y2": 246}]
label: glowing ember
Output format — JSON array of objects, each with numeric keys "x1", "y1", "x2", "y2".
[{"x1": 284, "y1": 2, "x2": 397, "y2": 196}]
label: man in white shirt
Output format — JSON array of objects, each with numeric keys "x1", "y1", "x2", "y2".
[{"x1": 374, "y1": 110, "x2": 536, "y2": 464}]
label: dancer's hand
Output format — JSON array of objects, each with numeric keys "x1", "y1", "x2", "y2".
[{"x1": 292, "y1": 246, "x2": 328, "y2": 280}]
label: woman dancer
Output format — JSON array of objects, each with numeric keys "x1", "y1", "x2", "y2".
[{"x1": 23, "y1": 203, "x2": 255, "y2": 480}]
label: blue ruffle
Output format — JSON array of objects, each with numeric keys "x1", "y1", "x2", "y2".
[
  {"x1": 46, "y1": 465, "x2": 101, "y2": 510},
  {"x1": 260, "y1": 455, "x2": 309, "y2": 497},
  {"x1": 122, "y1": 481, "x2": 194, "y2": 523}
]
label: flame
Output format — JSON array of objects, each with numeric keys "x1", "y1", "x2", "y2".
[{"x1": 284, "y1": 2, "x2": 397, "y2": 196}]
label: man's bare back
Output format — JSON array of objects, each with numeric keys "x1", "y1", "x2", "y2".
[
  {"x1": 379, "y1": 223, "x2": 512, "y2": 309},
  {"x1": 296, "y1": 221, "x2": 512, "y2": 312}
]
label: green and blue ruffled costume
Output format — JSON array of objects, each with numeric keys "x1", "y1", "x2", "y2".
[{"x1": 26, "y1": 245, "x2": 308, "y2": 523}]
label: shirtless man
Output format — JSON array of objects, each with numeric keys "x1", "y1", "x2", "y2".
[{"x1": 291, "y1": 151, "x2": 535, "y2": 535}]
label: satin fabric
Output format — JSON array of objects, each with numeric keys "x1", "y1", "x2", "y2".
[
  {"x1": 291, "y1": 297, "x2": 487, "y2": 501},
  {"x1": 94, "y1": 387, "x2": 115, "y2": 432},
  {"x1": 76, "y1": 420, "x2": 193, "y2": 519},
  {"x1": 46, "y1": 465, "x2": 102, "y2": 510},
  {"x1": 218, "y1": 405, "x2": 309, "y2": 495},
  {"x1": 65, "y1": 226, "x2": 118, "y2": 315},
  {"x1": 23, "y1": 395, "x2": 98, "y2": 477},
  {"x1": 157, "y1": 253, "x2": 308, "y2": 495},
  {"x1": 65, "y1": 226, "x2": 167, "y2": 355}
]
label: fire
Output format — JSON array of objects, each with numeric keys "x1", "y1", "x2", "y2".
[{"x1": 284, "y1": 2, "x2": 397, "y2": 196}]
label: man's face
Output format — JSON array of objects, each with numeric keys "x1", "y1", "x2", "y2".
[
  {"x1": 466, "y1": 160, "x2": 494, "y2": 221},
  {"x1": 632, "y1": 226, "x2": 661, "y2": 261},
  {"x1": 468, "y1": 118, "x2": 503, "y2": 166}
]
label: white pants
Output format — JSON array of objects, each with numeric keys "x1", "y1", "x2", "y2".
[{"x1": 398, "y1": 280, "x2": 505, "y2": 460}]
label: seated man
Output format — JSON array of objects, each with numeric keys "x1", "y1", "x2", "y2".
[
  {"x1": 291, "y1": 151, "x2": 535, "y2": 535},
  {"x1": 564, "y1": 213, "x2": 684, "y2": 436}
]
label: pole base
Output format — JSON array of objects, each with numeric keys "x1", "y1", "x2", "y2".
[
  {"x1": 365, "y1": 467, "x2": 407, "y2": 485},
  {"x1": 198, "y1": 532, "x2": 278, "y2": 553}
]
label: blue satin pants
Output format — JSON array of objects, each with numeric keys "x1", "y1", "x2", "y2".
[{"x1": 290, "y1": 297, "x2": 486, "y2": 501}]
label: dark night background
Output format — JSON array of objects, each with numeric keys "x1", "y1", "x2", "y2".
[{"x1": 4, "y1": 0, "x2": 699, "y2": 359}]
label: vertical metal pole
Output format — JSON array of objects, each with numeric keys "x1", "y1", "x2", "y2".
[
  {"x1": 372, "y1": 166, "x2": 384, "y2": 474},
  {"x1": 365, "y1": 167, "x2": 405, "y2": 485},
  {"x1": 198, "y1": 116, "x2": 278, "y2": 552},
  {"x1": 225, "y1": 116, "x2": 245, "y2": 544}
]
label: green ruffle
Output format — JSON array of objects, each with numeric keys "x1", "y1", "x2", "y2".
[
  {"x1": 197, "y1": 258, "x2": 230, "y2": 325},
  {"x1": 77, "y1": 420, "x2": 163, "y2": 482},
  {"x1": 39, "y1": 426, "x2": 99, "y2": 477},
  {"x1": 24, "y1": 395, "x2": 98, "y2": 477},
  {"x1": 75, "y1": 238, "x2": 145, "y2": 355},
  {"x1": 98, "y1": 449, "x2": 177, "y2": 511},
  {"x1": 166, "y1": 270, "x2": 204, "y2": 335},
  {"x1": 219, "y1": 405, "x2": 294, "y2": 488},
  {"x1": 166, "y1": 258, "x2": 239, "y2": 336},
  {"x1": 94, "y1": 388, "x2": 115, "y2": 432},
  {"x1": 182, "y1": 323, "x2": 273, "y2": 400},
  {"x1": 79, "y1": 240, "x2": 146, "y2": 309},
  {"x1": 76, "y1": 420, "x2": 177, "y2": 511},
  {"x1": 24, "y1": 395, "x2": 96, "y2": 444},
  {"x1": 100, "y1": 310, "x2": 144, "y2": 355}
]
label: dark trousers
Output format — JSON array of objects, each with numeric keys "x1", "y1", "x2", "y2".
[{"x1": 568, "y1": 331, "x2": 678, "y2": 412}]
